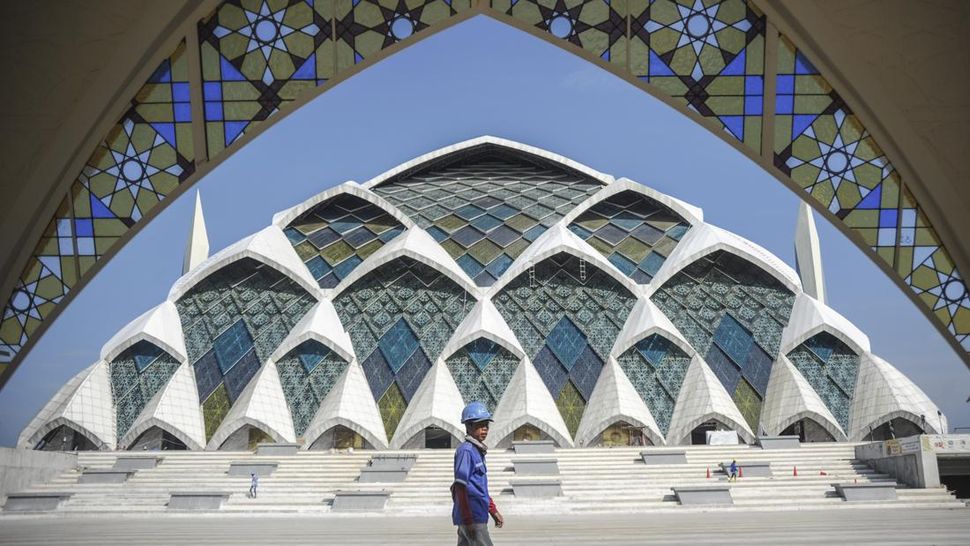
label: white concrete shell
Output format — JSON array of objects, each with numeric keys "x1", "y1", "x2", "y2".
[
  {"x1": 100, "y1": 301, "x2": 187, "y2": 364},
  {"x1": 665, "y1": 355, "x2": 756, "y2": 445},
  {"x1": 362, "y1": 135, "x2": 615, "y2": 190},
  {"x1": 206, "y1": 359, "x2": 296, "y2": 449},
  {"x1": 487, "y1": 222, "x2": 642, "y2": 299},
  {"x1": 760, "y1": 355, "x2": 846, "y2": 441},
  {"x1": 559, "y1": 176, "x2": 703, "y2": 228},
  {"x1": 610, "y1": 297, "x2": 695, "y2": 359},
  {"x1": 780, "y1": 293, "x2": 871, "y2": 355},
  {"x1": 168, "y1": 225, "x2": 322, "y2": 302},
  {"x1": 334, "y1": 226, "x2": 481, "y2": 300},
  {"x1": 647, "y1": 223, "x2": 802, "y2": 296},
  {"x1": 439, "y1": 298, "x2": 526, "y2": 362},
  {"x1": 117, "y1": 362, "x2": 206, "y2": 450},
  {"x1": 848, "y1": 352, "x2": 947, "y2": 440},
  {"x1": 487, "y1": 357, "x2": 574, "y2": 448},
  {"x1": 271, "y1": 300, "x2": 356, "y2": 364},
  {"x1": 301, "y1": 361, "x2": 389, "y2": 450},
  {"x1": 271, "y1": 181, "x2": 416, "y2": 231},
  {"x1": 390, "y1": 360, "x2": 466, "y2": 449},
  {"x1": 574, "y1": 357, "x2": 665, "y2": 447},
  {"x1": 18, "y1": 360, "x2": 116, "y2": 450}
]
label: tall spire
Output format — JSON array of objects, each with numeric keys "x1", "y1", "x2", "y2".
[
  {"x1": 794, "y1": 201, "x2": 825, "y2": 303},
  {"x1": 183, "y1": 191, "x2": 209, "y2": 275}
]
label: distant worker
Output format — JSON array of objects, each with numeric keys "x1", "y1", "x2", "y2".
[
  {"x1": 249, "y1": 472, "x2": 258, "y2": 498},
  {"x1": 452, "y1": 401, "x2": 504, "y2": 546},
  {"x1": 728, "y1": 459, "x2": 739, "y2": 482}
]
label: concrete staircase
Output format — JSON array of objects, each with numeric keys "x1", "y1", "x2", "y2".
[{"x1": 6, "y1": 443, "x2": 963, "y2": 515}]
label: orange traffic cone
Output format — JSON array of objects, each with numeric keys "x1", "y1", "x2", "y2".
[
  {"x1": 706, "y1": 467, "x2": 711, "y2": 479},
  {"x1": 793, "y1": 465, "x2": 798, "y2": 477},
  {"x1": 738, "y1": 466, "x2": 744, "y2": 478}
]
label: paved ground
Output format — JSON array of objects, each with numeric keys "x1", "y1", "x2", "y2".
[{"x1": 1, "y1": 507, "x2": 969, "y2": 545}]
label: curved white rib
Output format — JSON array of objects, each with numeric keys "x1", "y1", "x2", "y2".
[
  {"x1": 100, "y1": 301, "x2": 187, "y2": 364},
  {"x1": 272, "y1": 181, "x2": 416, "y2": 231},
  {"x1": 486, "y1": 357, "x2": 574, "y2": 448},
  {"x1": 665, "y1": 355, "x2": 756, "y2": 445},
  {"x1": 301, "y1": 360, "x2": 389, "y2": 450},
  {"x1": 574, "y1": 357, "x2": 665, "y2": 447}
]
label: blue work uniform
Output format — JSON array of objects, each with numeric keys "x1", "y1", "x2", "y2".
[{"x1": 452, "y1": 440, "x2": 490, "y2": 525}]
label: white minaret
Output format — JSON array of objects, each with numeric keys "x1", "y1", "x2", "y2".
[
  {"x1": 794, "y1": 201, "x2": 825, "y2": 303},
  {"x1": 182, "y1": 191, "x2": 209, "y2": 275}
]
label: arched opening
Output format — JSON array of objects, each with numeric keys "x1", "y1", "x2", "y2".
[
  {"x1": 399, "y1": 426, "x2": 461, "y2": 450},
  {"x1": 34, "y1": 425, "x2": 98, "y2": 451},
  {"x1": 127, "y1": 426, "x2": 188, "y2": 451},
  {"x1": 689, "y1": 420, "x2": 747, "y2": 445},
  {"x1": 780, "y1": 418, "x2": 836, "y2": 443},
  {"x1": 592, "y1": 421, "x2": 654, "y2": 448},
  {"x1": 308, "y1": 425, "x2": 373, "y2": 451},
  {"x1": 218, "y1": 424, "x2": 274, "y2": 451},
  {"x1": 863, "y1": 418, "x2": 925, "y2": 441}
]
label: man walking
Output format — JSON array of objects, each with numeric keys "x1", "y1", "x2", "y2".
[
  {"x1": 249, "y1": 472, "x2": 258, "y2": 498},
  {"x1": 452, "y1": 401, "x2": 504, "y2": 545}
]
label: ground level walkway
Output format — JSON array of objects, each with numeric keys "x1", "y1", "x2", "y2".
[{"x1": 2, "y1": 507, "x2": 969, "y2": 545}]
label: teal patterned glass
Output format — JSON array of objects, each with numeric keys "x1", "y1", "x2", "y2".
[
  {"x1": 332, "y1": 256, "x2": 473, "y2": 436},
  {"x1": 616, "y1": 334, "x2": 691, "y2": 435},
  {"x1": 276, "y1": 340, "x2": 348, "y2": 436},
  {"x1": 651, "y1": 250, "x2": 795, "y2": 431},
  {"x1": 786, "y1": 332, "x2": 860, "y2": 430},
  {"x1": 493, "y1": 252, "x2": 636, "y2": 434},
  {"x1": 446, "y1": 339, "x2": 519, "y2": 412},
  {"x1": 109, "y1": 340, "x2": 181, "y2": 437}
]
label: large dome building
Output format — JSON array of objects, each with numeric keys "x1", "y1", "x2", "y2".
[{"x1": 19, "y1": 137, "x2": 946, "y2": 452}]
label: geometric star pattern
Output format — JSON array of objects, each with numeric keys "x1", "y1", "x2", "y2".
[
  {"x1": 276, "y1": 339, "x2": 349, "y2": 435},
  {"x1": 629, "y1": 0, "x2": 765, "y2": 149},
  {"x1": 0, "y1": 41, "x2": 195, "y2": 367},
  {"x1": 568, "y1": 190, "x2": 691, "y2": 284},
  {"x1": 773, "y1": 35, "x2": 969, "y2": 352},
  {"x1": 501, "y1": 0, "x2": 765, "y2": 150},
  {"x1": 773, "y1": 35, "x2": 901, "y2": 266},
  {"x1": 109, "y1": 341, "x2": 181, "y2": 439}
]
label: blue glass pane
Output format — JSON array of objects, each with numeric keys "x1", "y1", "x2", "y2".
[
  {"x1": 456, "y1": 254, "x2": 485, "y2": 277},
  {"x1": 742, "y1": 342, "x2": 773, "y2": 396},
  {"x1": 333, "y1": 255, "x2": 363, "y2": 280},
  {"x1": 668, "y1": 224, "x2": 690, "y2": 240},
  {"x1": 395, "y1": 349, "x2": 431, "y2": 402},
  {"x1": 639, "y1": 251, "x2": 666, "y2": 276},
  {"x1": 455, "y1": 204, "x2": 485, "y2": 221},
  {"x1": 297, "y1": 340, "x2": 330, "y2": 373},
  {"x1": 471, "y1": 214, "x2": 502, "y2": 232},
  {"x1": 426, "y1": 225, "x2": 449, "y2": 242},
  {"x1": 308, "y1": 228, "x2": 340, "y2": 249},
  {"x1": 306, "y1": 256, "x2": 331, "y2": 280},
  {"x1": 131, "y1": 340, "x2": 164, "y2": 372},
  {"x1": 361, "y1": 350, "x2": 395, "y2": 400},
  {"x1": 193, "y1": 350, "x2": 222, "y2": 401},
  {"x1": 284, "y1": 227, "x2": 306, "y2": 244},
  {"x1": 636, "y1": 335, "x2": 669, "y2": 367},
  {"x1": 806, "y1": 335, "x2": 834, "y2": 362},
  {"x1": 713, "y1": 314, "x2": 752, "y2": 366},
  {"x1": 467, "y1": 338, "x2": 498, "y2": 371},
  {"x1": 223, "y1": 349, "x2": 261, "y2": 402},
  {"x1": 379, "y1": 226, "x2": 404, "y2": 242},
  {"x1": 485, "y1": 253, "x2": 514, "y2": 278},
  {"x1": 569, "y1": 345, "x2": 603, "y2": 401},
  {"x1": 706, "y1": 344, "x2": 741, "y2": 393},
  {"x1": 608, "y1": 253, "x2": 637, "y2": 276},
  {"x1": 378, "y1": 319, "x2": 420, "y2": 373},
  {"x1": 533, "y1": 345, "x2": 569, "y2": 396},
  {"x1": 545, "y1": 317, "x2": 588, "y2": 370},
  {"x1": 490, "y1": 204, "x2": 518, "y2": 220},
  {"x1": 213, "y1": 320, "x2": 254, "y2": 374}
]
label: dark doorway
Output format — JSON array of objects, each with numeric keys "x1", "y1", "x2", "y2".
[{"x1": 425, "y1": 426, "x2": 452, "y2": 448}]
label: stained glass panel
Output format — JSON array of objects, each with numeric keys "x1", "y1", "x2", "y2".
[
  {"x1": 372, "y1": 146, "x2": 603, "y2": 286},
  {"x1": 652, "y1": 250, "x2": 795, "y2": 430},
  {"x1": 276, "y1": 340, "x2": 349, "y2": 435},
  {"x1": 333, "y1": 257, "x2": 473, "y2": 436},
  {"x1": 109, "y1": 340, "x2": 181, "y2": 437},
  {"x1": 617, "y1": 334, "x2": 691, "y2": 434},
  {"x1": 446, "y1": 339, "x2": 519, "y2": 412},
  {"x1": 494, "y1": 252, "x2": 636, "y2": 435},
  {"x1": 175, "y1": 258, "x2": 316, "y2": 439},
  {"x1": 787, "y1": 331, "x2": 860, "y2": 430}
]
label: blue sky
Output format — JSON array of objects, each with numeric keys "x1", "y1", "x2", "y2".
[{"x1": 1, "y1": 16, "x2": 966, "y2": 445}]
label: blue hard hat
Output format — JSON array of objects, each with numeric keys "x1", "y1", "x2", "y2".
[{"x1": 461, "y1": 401, "x2": 493, "y2": 424}]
